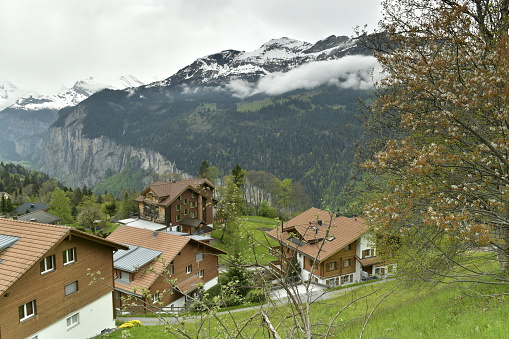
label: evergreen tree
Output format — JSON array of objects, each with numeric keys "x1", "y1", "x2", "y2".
[{"x1": 230, "y1": 164, "x2": 247, "y2": 189}]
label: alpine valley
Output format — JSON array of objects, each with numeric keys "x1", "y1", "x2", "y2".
[{"x1": 0, "y1": 35, "x2": 378, "y2": 208}]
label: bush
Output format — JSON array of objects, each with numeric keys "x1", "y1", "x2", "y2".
[{"x1": 245, "y1": 289, "x2": 266, "y2": 303}]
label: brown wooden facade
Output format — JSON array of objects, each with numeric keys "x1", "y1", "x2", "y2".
[
  {"x1": 0, "y1": 233, "x2": 124, "y2": 339},
  {"x1": 136, "y1": 180, "x2": 215, "y2": 229}
]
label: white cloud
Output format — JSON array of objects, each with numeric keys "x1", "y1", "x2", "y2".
[{"x1": 226, "y1": 56, "x2": 381, "y2": 98}]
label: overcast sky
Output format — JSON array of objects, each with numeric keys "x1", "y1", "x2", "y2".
[{"x1": 1, "y1": 0, "x2": 382, "y2": 94}]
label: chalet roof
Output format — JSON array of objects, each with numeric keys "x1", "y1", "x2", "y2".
[
  {"x1": 181, "y1": 218, "x2": 203, "y2": 227},
  {"x1": 266, "y1": 207, "x2": 368, "y2": 263},
  {"x1": 0, "y1": 218, "x2": 127, "y2": 297},
  {"x1": 113, "y1": 244, "x2": 163, "y2": 273},
  {"x1": 356, "y1": 256, "x2": 382, "y2": 267},
  {"x1": 107, "y1": 225, "x2": 226, "y2": 293},
  {"x1": 17, "y1": 210, "x2": 62, "y2": 224},
  {"x1": 14, "y1": 202, "x2": 50, "y2": 214},
  {"x1": 134, "y1": 179, "x2": 214, "y2": 207}
]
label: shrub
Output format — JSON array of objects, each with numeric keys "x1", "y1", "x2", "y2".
[{"x1": 245, "y1": 289, "x2": 266, "y2": 303}]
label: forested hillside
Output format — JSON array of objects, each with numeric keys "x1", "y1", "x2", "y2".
[{"x1": 58, "y1": 84, "x2": 371, "y2": 207}]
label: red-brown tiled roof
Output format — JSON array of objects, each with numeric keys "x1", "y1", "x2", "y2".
[
  {"x1": 267, "y1": 207, "x2": 368, "y2": 262},
  {"x1": 134, "y1": 179, "x2": 214, "y2": 206},
  {"x1": 0, "y1": 218, "x2": 126, "y2": 297},
  {"x1": 106, "y1": 225, "x2": 225, "y2": 292}
]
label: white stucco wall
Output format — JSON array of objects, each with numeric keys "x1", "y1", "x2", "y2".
[{"x1": 27, "y1": 292, "x2": 115, "y2": 339}]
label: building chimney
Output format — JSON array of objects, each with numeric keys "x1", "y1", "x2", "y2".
[
  {"x1": 317, "y1": 219, "x2": 322, "y2": 226},
  {"x1": 153, "y1": 230, "x2": 158, "y2": 237}
]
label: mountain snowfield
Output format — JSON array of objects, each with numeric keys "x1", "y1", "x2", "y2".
[
  {"x1": 0, "y1": 79, "x2": 36, "y2": 111},
  {"x1": 1, "y1": 75, "x2": 144, "y2": 111},
  {"x1": 148, "y1": 35, "x2": 379, "y2": 99}
]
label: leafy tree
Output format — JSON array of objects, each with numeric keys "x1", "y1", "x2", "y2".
[
  {"x1": 119, "y1": 191, "x2": 139, "y2": 219},
  {"x1": 49, "y1": 187, "x2": 74, "y2": 224},
  {"x1": 215, "y1": 175, "x2": 244, "y2": 249},
  {"x1": 362, "y1": 0, "x2": 509, "y2": 287},
  {"x1": 258, "y1": 200, "x2": 278, "y2": 218},
  {"x1": 101, "y1": 201, "x2": 117, "y2": 220},
  {"x1": 245, "y1": 170, "x2": 278, "y2": 213}
]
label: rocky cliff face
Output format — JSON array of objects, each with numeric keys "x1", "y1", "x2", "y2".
[{"x1": 30, "y1": 105, "x2": 185, "y2": 188}]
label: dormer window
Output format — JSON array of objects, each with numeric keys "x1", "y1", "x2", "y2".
[{"x1": 118, "y1": 271, "x2": 131, "y2": 283}]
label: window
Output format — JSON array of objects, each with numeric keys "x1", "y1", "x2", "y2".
[
  {"x1": 362, "y1": 249, "x2": 372, "y2": 259},
  {"x1": 191, "y1": 192, "x2": 195, "y2": 198},
  {"x1": 65, "y1": 281, "x2": 78, "y2": 296},
  {"x1": 329, "y1": 261, "x2": 336, "y2": 271},
  {"x1": 196, "y1": 252, "x2": 203, "y2": 262},
  {"x1": 178, "y1": 195, "x2": 182, "y2": 200},
  {"x1": 340, "y1": 274, "x2": 353, "y2": 285},
  {"x1": 184, "y1": 198, "x2": 189, "y2": 205},
  {"x1": 344, "y1": 244, "x2": 351, "y2": 251},
  {"x1": 197, "y1": 270, "x2": 204, "y2": 278},
  {"x1": 119, "y1": 271, "x2": 131, "y2": 283},
  {"x1": 63, "y1": 248, "x2": 76, "y2": 265},
  {"x1": 186, "y1": 265, "x2": 192, "y2": 274},
  {"x1": 175, "y1": 204, "x2": 181, "y2": 211},
  {"x1": 343, "y1": 259, "x2": 351, "y2": 267},
  {"x1": 190, "y1": 211, "x2": 196, "y2": 218},
  {"x1": 19, "y1": 300, "x2": 36, "y2": 321},
  {"x1": 152, "y1": 293, "x2": 160, "y2": 303},
  {"x1": 184, "y1": 208, "x2": 188, "y2": 215},
  {"x1": 66, "y1": 313, "x2": 79, "y2": 329},
  {"x1": 169, "y1": 265, "x2": 174, "y2": 275},
  {"x1": 40, "y1": 255, "x2": 55, "y2": 274},
  {"x1": 176, "y1": 215, "x2": 182, "y2": 222}
]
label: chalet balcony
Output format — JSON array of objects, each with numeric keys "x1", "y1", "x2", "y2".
[{"x1": 269, "y1": 260, "x2": 285, "y2": 276}]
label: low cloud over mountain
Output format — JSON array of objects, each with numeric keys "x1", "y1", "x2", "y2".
[{"x1": 226, "y1": 55, "x2": 380, "y2": 98}]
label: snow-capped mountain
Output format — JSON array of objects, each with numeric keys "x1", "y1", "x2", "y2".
[
  {"x1": 153, "y1": 35, "x2": 370, "y2": 87},
  {"x1": 9, "y1": 75, "x2": 144, "y2": 111},
  {"x1": 0, "y1": 79, "x2": 37, "y2": 110}
]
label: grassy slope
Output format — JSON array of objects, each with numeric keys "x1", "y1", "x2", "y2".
[
  {"x1": 102, "y1": 279, "x2": 509, "y2": 338},
  {"x1": 211, "y1": 216, "x2": 279, "y2": 265}
]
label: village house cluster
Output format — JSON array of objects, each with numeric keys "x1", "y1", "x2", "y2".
[{"x1": 0, "y1": 179, "x2": 393, "y2": 339}]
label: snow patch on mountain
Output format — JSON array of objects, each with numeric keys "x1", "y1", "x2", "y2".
[
  {"x1": 150, "y1": 34, "x2": 376, "y2": 96},
  {"x1": 9, "y1": 75, "x2": 144, "y2": 111},
  {"x1": 0, "y1": 79, "x2": 37, "y2": 110}
]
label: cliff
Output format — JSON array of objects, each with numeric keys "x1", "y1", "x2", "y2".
[{"x1": 30, "y1": 105, "x2": 185, "y2": 189}]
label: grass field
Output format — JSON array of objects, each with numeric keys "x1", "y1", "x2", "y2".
[
  {"x1": 211, "y1": 216, "x2": 279, "y2": 265},
  {"x1": 100, "y1": 278, "x2": 509, "y2": 338}
]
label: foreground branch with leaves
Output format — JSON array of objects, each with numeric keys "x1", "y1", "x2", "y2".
[{"x1": 362, "y1": 0, "x2": 509, "y2": 288}]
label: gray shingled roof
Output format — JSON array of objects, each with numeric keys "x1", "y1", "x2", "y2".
[
  {"x1": 14, "y1": 202, "x2": 50, "y2": 215},
  {"x1": 113, "y1": 244, "x2": 162, "y2": 273},
  {"x1": 17, "y1": 211, "x2": 61, "y2": 224}
]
